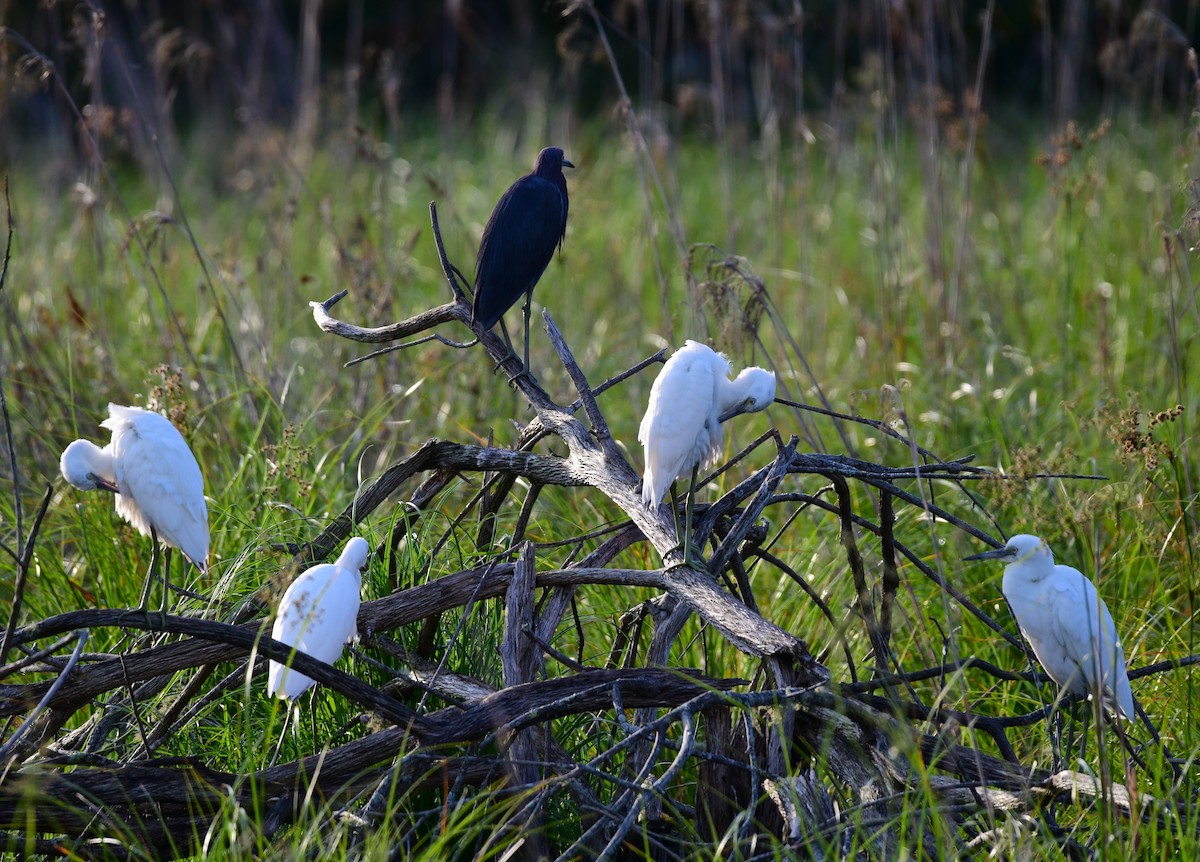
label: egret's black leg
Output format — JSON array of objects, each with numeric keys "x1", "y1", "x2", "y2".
[
  {"x1": 307, "y1": 689, "x2": 319, "y2": 754},
  {"x1": 665, "y1": 467, "x2": 705, "y2": 570},
  {"x1": 1062, "y1": 703, "x2": 1076, "y2": 767},
  {"x1": 682, "y1": 464, "x2": 704, "y2": 568},
  {"x1": 668, "y1": 480, "x2": 683, "y2": 544},
  {"x1": 1077, "y1": 699, "x2": 1092, "y2": 765},
  {"x1": 136, "y1": 536, "x2": 157, "y2": 610},
  {"x1": 1048, "y1": 699, "x2": 1066, "y2": 772},
  {"x1": 134, "y1": 528, "x2": 166, "y2": 625},
  {"x1": 161, "y1": 547, "x2": 176, "y2": 616},
  {"x1": 269, "y1": 701, "x2": 294, "y2": 768}
]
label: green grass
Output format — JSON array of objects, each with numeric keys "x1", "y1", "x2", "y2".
[{"x1": 2, "y1": 95, "x2": 1199, "y2": 857}]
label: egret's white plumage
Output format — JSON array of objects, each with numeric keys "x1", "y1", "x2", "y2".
[
  {"x1": 639, "y1": 340, "x2": 776, "y2": 508},
  {"x1": 61, "y1": 404, "x2": 209, "y2": 571},
  {"x1": 966, "y1": 534, "x2": 1134, "y2": 719},
  {"x1": 267, "y1": 537, "x2": 369, "y2": 700}
]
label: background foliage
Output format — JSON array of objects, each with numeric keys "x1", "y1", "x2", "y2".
[{"x1": 1, "y1": 1, "x2": 1199, "y2": 858}]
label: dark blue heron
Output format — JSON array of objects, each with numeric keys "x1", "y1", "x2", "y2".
[{"x1": 472, "y1": 146, "x2": 573, "y2": 374}]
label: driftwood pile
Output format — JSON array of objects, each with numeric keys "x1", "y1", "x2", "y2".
[{"x1": 0, "y1": 204, "x2": 1190, "y2": 859}]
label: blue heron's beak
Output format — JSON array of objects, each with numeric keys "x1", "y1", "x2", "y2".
[{"x1": 963, "y1": 546, "x2": 1015, "y2": 561}]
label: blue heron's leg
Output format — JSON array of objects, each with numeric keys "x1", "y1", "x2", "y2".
[
  {"x1": 493, "y1": 318, "x2": 519, "y2": 365},
  {"x1": 492, "y1": 316, "x2": 535, "y2": 385},
  {"x1": 521, "y1": 291, "x2": 533, "y2": 375},
  {"x1": 505, "y1": 293, "x2": 537, "y2": 386},
  {"x1": 489, "y1": 296, "x2": 537, "y2": 386}
]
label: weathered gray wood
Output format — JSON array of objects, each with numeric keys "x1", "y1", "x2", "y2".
[
  {"x1": 500, "y1": 543, "x2": 549, "y2": 861},
  {"x1": 310, "y1": 292, "x2": 463, "y2": 342},
  {"x1": 697, "y1": 704, "x2": 751, "y2": 845}
]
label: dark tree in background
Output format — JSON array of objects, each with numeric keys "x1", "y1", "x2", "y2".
[{"x1": 1, "y1": 1, "x2": 1196, "y2": 169}]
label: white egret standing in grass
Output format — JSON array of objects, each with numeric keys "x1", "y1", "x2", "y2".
[
  {"x1": 639, "y1": 340, "x2": 776, "y2": 562},
  {"x1": 267, "y1": 537, "x2": 369, "y2": 700},
  {"x1": 60, "y1": 404, "x2": 209, "y2": 616},
  {"x1": 965, "y1": 534, "x2": 1135, "y2": 721}
]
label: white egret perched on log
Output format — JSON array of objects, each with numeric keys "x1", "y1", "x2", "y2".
[
  {"x1": 965, "y1": 534, "x2": 1135, "y2": 721},
  {"x1": 60, "y1": 404, "x2": 209, "y2": 616},
  {"x1": 639, "y1": 340, "x2": 776, "y2": 562},
  {"x1": 267, "y1": 537, "x2": 369, "y2": 700}
]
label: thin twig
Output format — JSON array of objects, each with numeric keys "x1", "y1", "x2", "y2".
[
  {"x1": 567, "y1": 348, "x2": 667, "y2": 414},
  {"x1": 879, "y1": 490, "x2": 900, "y2": 647},
  {"x1": 707, "y1": 436, "x2": 796, "y2": 575},
  {"x1": 543, "y1": 310, "x2": 610, "y2": 441},
  {"x1": 0, "y1": 486, "x2": 53, "y2": 669},
  {"x1": 0, "y1": 633, "x2": 79, "y2": 680},
  {"x1": 0, "y1": 630, "x2": 88, "y2": 761},
  {"x1": 829, "y1": 474, "x2": 888, "y2": 677},
  {"x1": 346, "y1": 332, "x2": 477, "y2": 367}
]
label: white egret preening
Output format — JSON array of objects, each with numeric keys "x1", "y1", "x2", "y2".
[
  {"x1": 267, "y1": 537, "x2": 369, "y2": 700},
  {"x1": 639, "y1": 340, "x2": 775, "y2": 560},
  {"x1": 61, "y1": 403, "x2": 209, "y2": 615},
  {"x1": 965, "y1": 534, "x2": 1134, "y2": 721}
]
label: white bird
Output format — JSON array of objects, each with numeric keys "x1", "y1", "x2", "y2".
[
  {"x1": 61, "y1": 403, "x2": 209, "y2": 614},
  {"x1": 267, "y1": 537, "x2": 369, "y2": 700},
  {"x1": 639, "y1": 340, "x2": 776, "y2": 509},
  {"x1": 965, "y1": 534, "x2": 1135, "y2": 720}
]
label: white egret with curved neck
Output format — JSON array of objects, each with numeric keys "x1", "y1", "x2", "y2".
[
  {"x1": 268, "y1": 537, "x2": 369, "y2": 700},
  {"x1": 965, "y1": 533, "x2": 1134, "y2": 720},
  {"x1": 639, "y1": 340, "x2": 775, "y2": 562},
  {"x1": 61, "y1": 404, "x2": 208, "y2": 616}
]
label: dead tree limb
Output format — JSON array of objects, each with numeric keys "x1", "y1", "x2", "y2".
[
  {"x1": 0, "y1": 565, "x2": 668, "y2": 724},
  {"x1": 499, "y1": 542, "x2": 548, "y2": 860},
  {"x1": 309, "y1": 205, "x2": 828, "y2": 685}
]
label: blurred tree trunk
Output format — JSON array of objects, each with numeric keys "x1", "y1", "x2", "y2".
[
  {"x1": 294, "y1": 0, "x2": 321, "y2": 162},
  {"x1": 1054, "y1": 0, "x2": 1087, "y2": 124}
]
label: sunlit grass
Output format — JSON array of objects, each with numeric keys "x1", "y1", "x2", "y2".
[{"x1": 2, "y1": 98, "x2": 1199, "y2": 856}]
